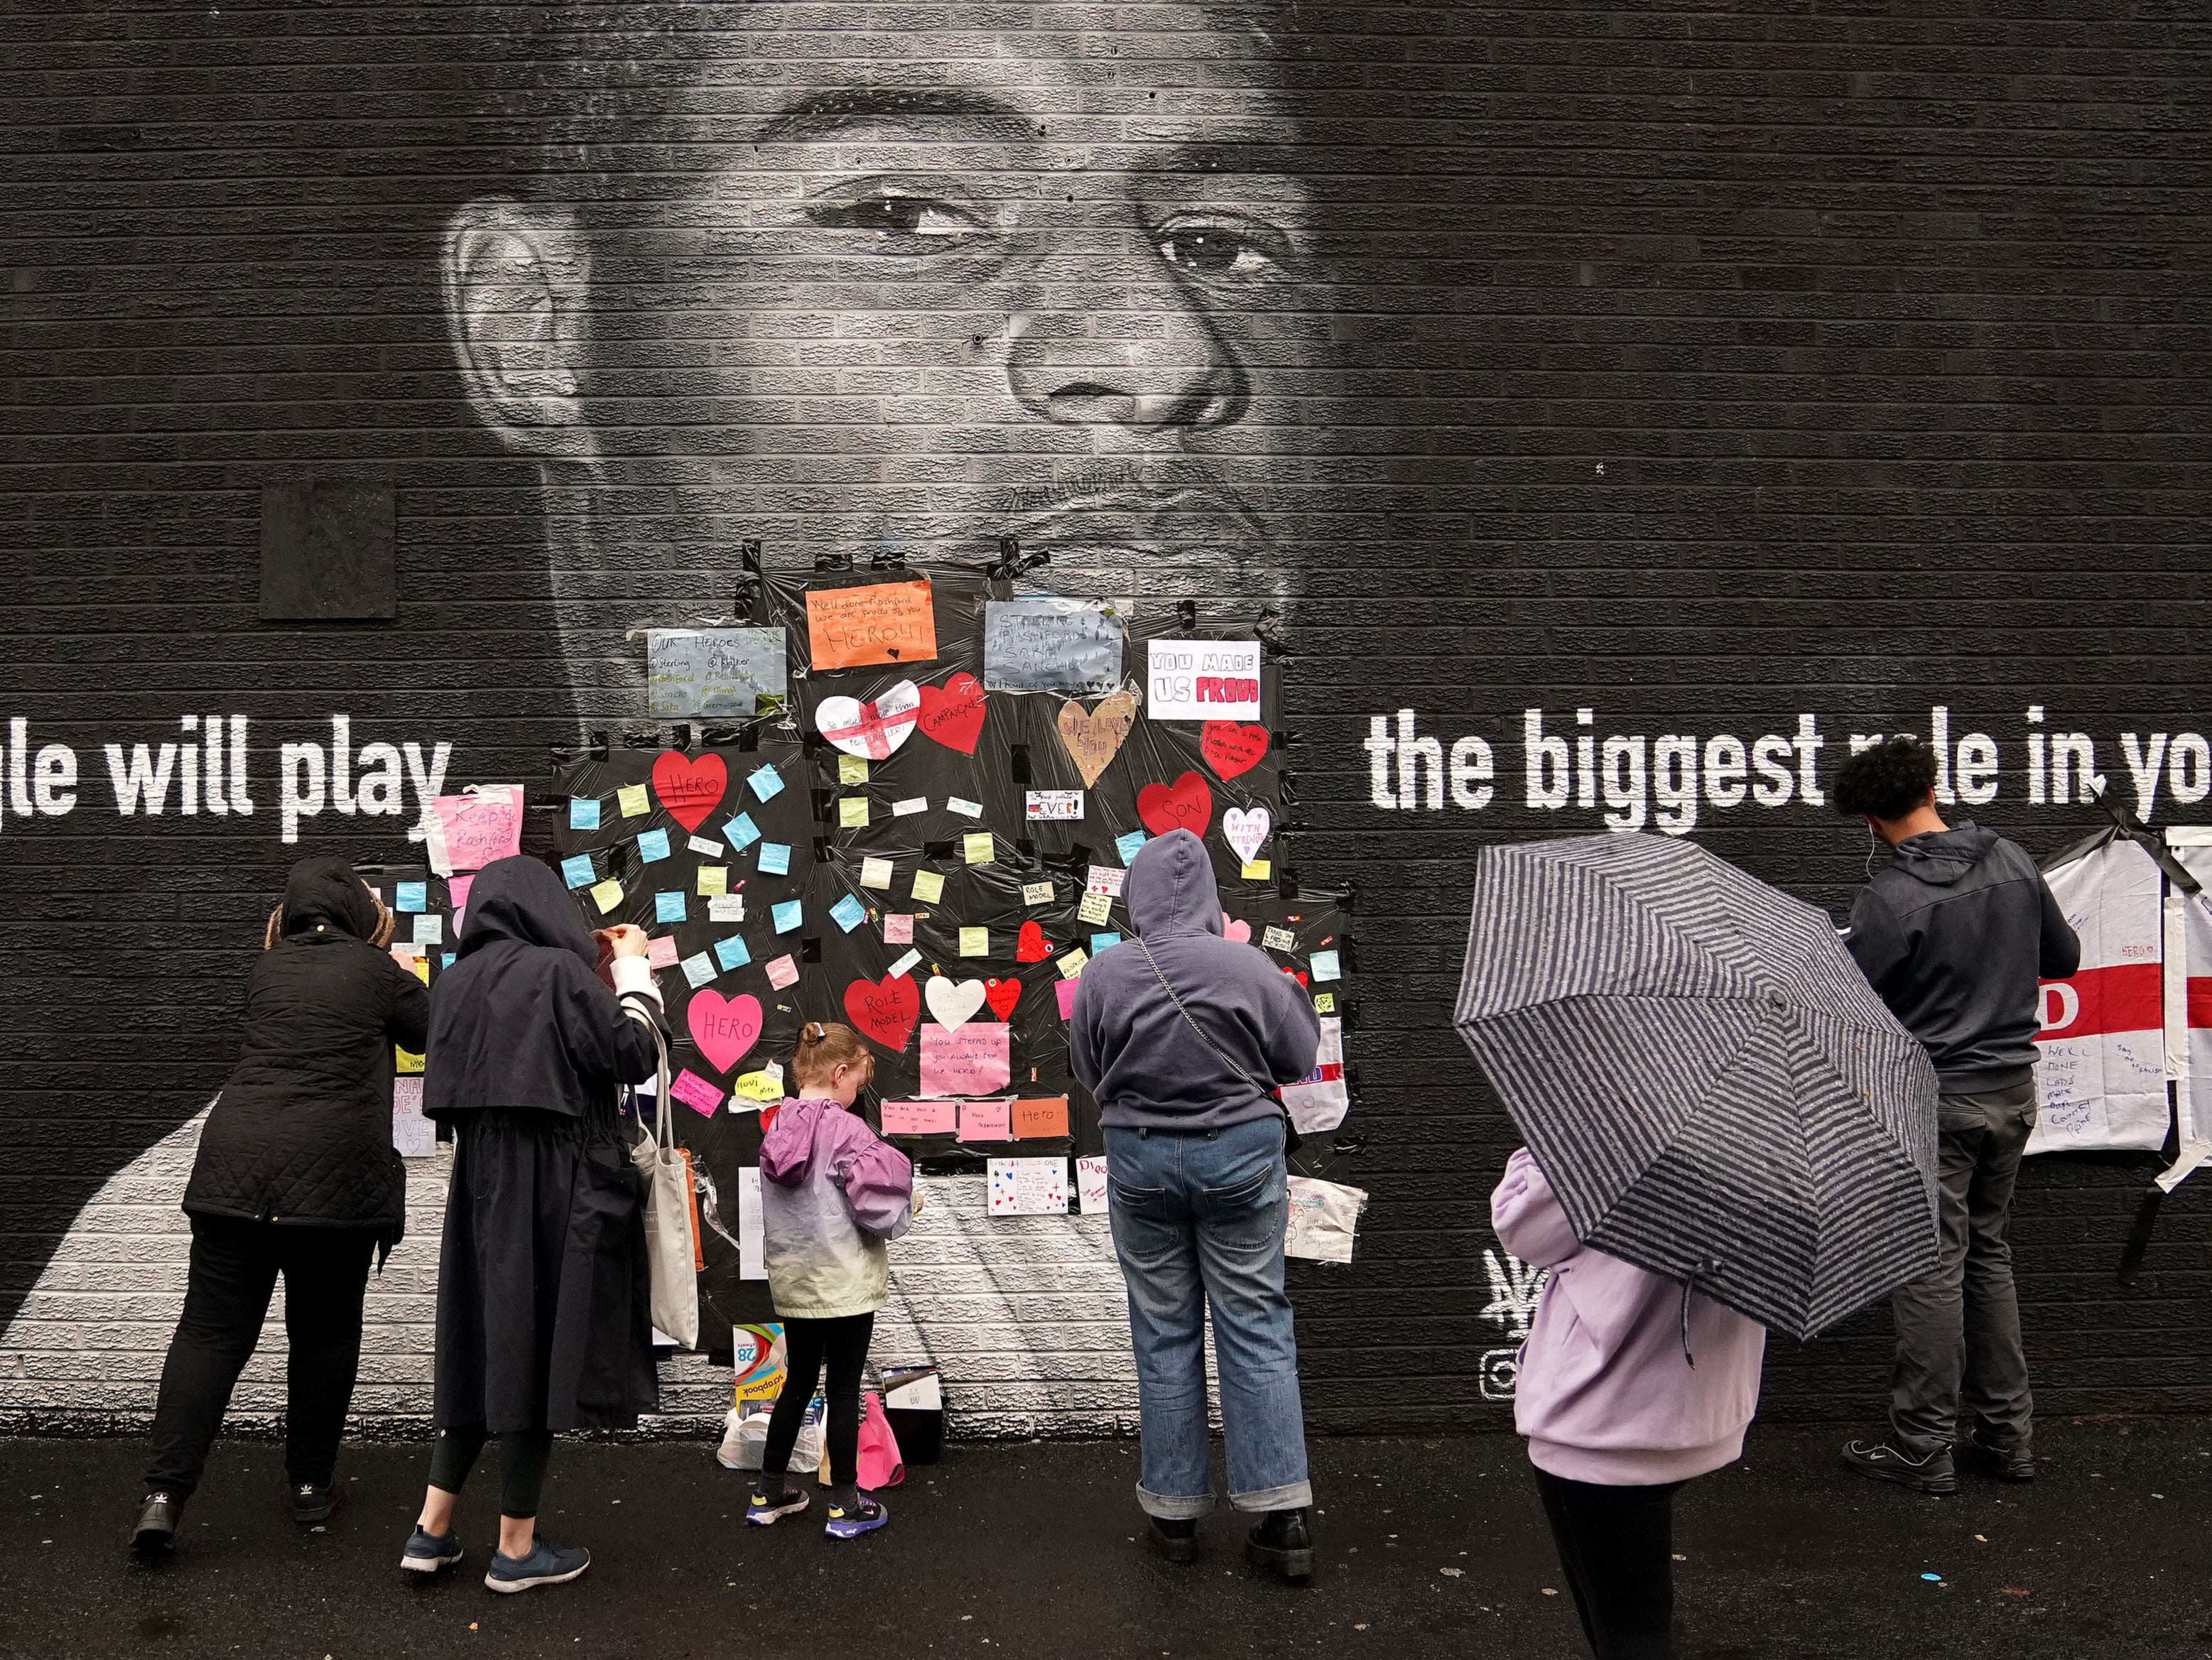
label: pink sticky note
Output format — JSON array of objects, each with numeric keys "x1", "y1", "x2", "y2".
[
  {"x1": 428, "y1": 787, "x2": 524, "y2": 874},
  {"x1": 671, "y1": 1068, "x2": 723, "y2": 1117},
  {"x1": 884, "y1": 913, "x2": 915, "y2": 945},
  {"x1": 446, "y1": 874, "x2": 475, "y2": 913},
  {"x1": 882, "y1": 1098, "x2": 958, "y2": 1136},
  {"x1": 765, "y1": 954, "x2": 799, "y2": 990},
  {"x1": 1056, "y1": 978, "x2": 1080, "y2": 1021},
  {"x1": 958, "y1": 1098, "x2": 1012, "y2": 1142},
  {"x1": 646, "y1": 935, "x2": 681, "y2": 969},
  {"x1": 921, "y1": 1023, "x2": 1011, "y2": 1097}
]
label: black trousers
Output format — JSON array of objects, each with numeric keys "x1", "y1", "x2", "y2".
[
  {"x1": 425, "y1": 1423, "x2": 555, "y2": 1520},
  {"x1": 143, "y1": 1216, "x2": 376, "y2": 1498},
  {"x1": 761, "y1": 1313, "x2": 874, "y2": 1487},
  {"x1": 1533, "y1": 1467, "x2": 1684, "y2": 1660}
]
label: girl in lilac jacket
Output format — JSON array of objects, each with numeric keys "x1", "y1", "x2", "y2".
[
  {"x1": 1492, "y1": 1147, "x2": 1766, "y2": 1660},
  {"x1": 747, "y1": 1021, "x2": 915, "y2": 1541}
]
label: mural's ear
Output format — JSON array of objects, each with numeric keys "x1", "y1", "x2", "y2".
[{"x1": 441, "y1": 197, "x2": 595, "y2": 458}]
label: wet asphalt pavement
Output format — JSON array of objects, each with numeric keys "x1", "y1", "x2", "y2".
[{"x1": 1, "y1": 1418, "x2": 2205, "y2": 1659}]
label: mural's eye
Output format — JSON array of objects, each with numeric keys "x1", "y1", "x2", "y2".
[
  {"x1": 1153, "y1": 216, "x2": 1293, "y2": 283},
  {"x1": 806, "y1": 185, "x2": 986, "y2": 248}
]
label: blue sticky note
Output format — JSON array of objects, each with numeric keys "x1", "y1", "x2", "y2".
[
  {"x1": 440, "y1": 953, "x2": 457, "y2": 970},
  {"x1": 1090, "y1": 931, "x2": 1122, "y2": 954},
  {"x1": 748, "y1": 764, "x2": 785, "y2": 802},
  {"x1": 395, "y1": 881, "x2": 427, "y2": 913},
  {"x1": 1115, "y1": 830, "x2": 1148, "y2": 864},
  {"x1": 772, "y1": 899, "x2": 803, "y2": 934},
  {"x1": 637, "y1": 828, "x2": 672, "y2": 864},
  {"x1": 569, "y1": 797, "x2": 601, "y2": 830},
  {"x1": 722, "y1": 811, "x2": 762, "y2": 850},
  {"x1": 655, "y1": 891, "x2": 687, "y2": 924},
  {"x1": 830, "y1": 894, "x2": 867, "y2": 933},
  {"x1": 680, "y1": 952, "x2": 718, "y2": 990},
  {"x1": 713, "y1": 934, "x2": 752, "y2": 972},
  {"x1": 560, "y1": 855, "x2": 595, "y2": 890},
  {"x1": 759, "y1": 842, "x2": 791, "y2": 877}
]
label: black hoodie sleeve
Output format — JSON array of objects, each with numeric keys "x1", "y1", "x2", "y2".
[
  {"x1": 550, "y1": 956, "x2": 666, "y2": 1087},
  {"x1": 381, "y1": 950, "x2": 432, "y2": 1055},
  {"x1": 2035, "y1": 875, "x2": 2082, "y2": 980},
  {"x1": 1844, "y1": 887, "x2": 1911, "y2": 997}
]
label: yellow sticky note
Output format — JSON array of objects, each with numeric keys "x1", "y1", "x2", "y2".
[
  {"x1": 839, "y1": 754, "x2": 869, "y2": 786},
  {"x1": 697, "y1": 865, "x2": 728, "y2": 897},
  {"x1": 731, "y1": 1068, "x2": 785, "y2": 1102},
  {"x1": 1314, "y1": 992, "x2": 1337, "y2": 1015},
  {"x1": 840, "y1": 796, "x2": 870, "y2": 829},
  {"x1": 963, "y1": 831, "x2": 994, "y2": 864},
  {"x1": 1241, "y1": 859, "x2": 1272, "y2": 881},
  {"x1": 617, "y1": 783, "x2": 650, "y2": 818},
  {"x1": 1021, "y1": 881, "x2": 1055, "y2": 906},
  {"x1": 1056, "y1": 947, "x2": 1089, "y2": 979},
  {"x1": 912, "y1": 869, "x2": 946, "y2": 904},
  {"x1": 860, "y1": 856, "x2": 895, "y2": 890},
  {"x1": 1077, "y1": 891, "x2": 1112, "y2": 926},
  {"x1": 395, "y1": 1046, "x2": 424, "y2": 1075},
  {"x1": 590, "y1": 878, "x2": 624, "y2": 913},
  {"x1": 959, "y1": 926, "x2": 989, "y2": 957}
]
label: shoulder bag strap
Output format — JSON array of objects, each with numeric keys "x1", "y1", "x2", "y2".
[{"x1": 1134, "y1": 938, "x2": 1296, "y2": 1150}]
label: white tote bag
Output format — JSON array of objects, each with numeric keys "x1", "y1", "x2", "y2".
[{"x1": 627, "y1": 1012, "x2": 701, "y2": 1350}]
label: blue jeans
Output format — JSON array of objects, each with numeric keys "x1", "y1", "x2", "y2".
[{"x1": 1105, "y1": 1116, "x2": 1312, "y2": 1517}]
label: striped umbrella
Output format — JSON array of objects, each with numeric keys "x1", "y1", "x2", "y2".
[{"x1": 1453, "y1": 833, "x2": 1939, "y2": 1340}]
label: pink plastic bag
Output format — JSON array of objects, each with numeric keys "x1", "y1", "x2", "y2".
[{"x1": 857, "y1": 1390, "x2": 905, "y2": 1490}]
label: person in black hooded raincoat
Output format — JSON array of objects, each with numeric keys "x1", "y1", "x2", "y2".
[
  {"x1": 400, "y1": 854, "x2": 666, "y2": 1595},
  {"x1": 131, "y1": 857, "x2": 431, "y2": 1556}
]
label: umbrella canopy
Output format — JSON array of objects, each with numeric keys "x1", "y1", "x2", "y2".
[{"x1": 1454, "y1": 833, "x2": 1939, "y2": 1341}]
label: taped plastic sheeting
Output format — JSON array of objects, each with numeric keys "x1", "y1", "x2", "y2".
[{"x1": 2028, "y1": 836, "x2": 2167, "y2": 1154}]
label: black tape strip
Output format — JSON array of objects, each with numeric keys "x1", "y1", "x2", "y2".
[{"x1": 2118, "y1": 1186, "x2": 2164, "y2": 1286}]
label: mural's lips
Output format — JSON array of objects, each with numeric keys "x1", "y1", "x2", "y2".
[{"x1": 1009, "y1": 487, "x2": 1270, "y2": 559}]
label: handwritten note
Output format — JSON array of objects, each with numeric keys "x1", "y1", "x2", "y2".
[
  {"x1": 681, "y1": 952, "x2": 717, "y2": 989},
  {"x1": 860, "y1": 856, "x2": 895, "y2": 890},
  {"x1": 395, "y1": 881, "x2": 427, "y2": 913},
  {"x1": 656, "y1": 891, "x2": 687, "y2": 923},
  {"x1": 671, "y1": 1068, "x2": 725, "y2": 1117},
  {"x1": 884, "y1": 913, "x2": 914, "y2": 944},
  {"x1": 839, "y1": 754, "x2": 869, "y2": 785},
  {"x1": 911, "y1": 869, "x2": 945, "y2": 904},
  {"x1": 1146, "y1": 637, "x2": 1262, "y2": 722},
  {"x1": 983, "y1": 597, "x2": 1124, "y2": 693},
  {"x1": 618, "y1": 783, "x2": 650, "y2": 817},
  {"x1": 959, "y1": 926, "x2": 989, "y2": 958},
  {"x1": 1263, "y1": 926, "x2": 1297, "y2": 953},
  {"x1": 714, "y1": 934, "x2": 752, "y2": 972},
  {"x1": 806, "y1": 577, "x2": 938, "y2": 669},
  {"x1": 759, "y1": 842, "x2": 791, "y2": 877},
  {"x1": 1021, "y1": 881, "x2": 1055, "y2": 906},
  {"x1": 590, "y1": 879, "x2": 624, "y2": 913},
  {"x1": 646, "y1": 626, "x2": 788, "y2": 717},
  {"x1": 1075, "y1": 1155, "x2": 1110, "y2": 1213},
  {"x1": 636, "y1": 828, "x2": 671, "y2": 864},
  {"x1": 708, "y1": 894, "x2": 744, "y2": 923},
  {"x1": 426, "y1": 786, "x2": 524, "y2": 876},
  {"x1": 988, "y1": 1156, "x2": 1068, "y2": 1216},
  {"x1": 1311, "y1": 948, "x2": 1341, "y2": 982},
  {"x1": 921, "y1": 1024, "x2": 1011, "y2": 1097},
  {"x1": 392, "y1": 1075, "x2": 435, "y2": 1159},
  {"x1": 830, "y1": 894, "x2": 867, "y2": 933},
  {"x1": 647, "y1": 934, "x2": 681, "y2": 969},
  {"x1": 882, "y1": 1099, "x2": 959, "y2": 1136},
  {"x1": 570, "y1": 796, "x2": 601, "y2": 830},
  {"x1": 958, "y1": 1098, "x2": 1012, "y2": 1141},
  {"x1": 1078, "y1": 891, "x2": 1113, "y2": 926},
  {"x1": 698, "y1": 865, "x2": 728, "y2": 897},
  {"x1": 747, "y1": 764, "x2": 784, "y2": 803},
  {"x1": 963, "y1": 831, "x2": 995, "y2": 864},
  {"x1": 1025, "y1": 788, "x2": 1084, "y2": 821},
  {"x1": 891, "y1": 796, "x2": 927, "y2": 817},
  {"x1": 772, "y1": 899, "x2": 803, "y2": 933},
  {"x1": 723, "y1": 811, "x2": 763, "y2": 850},
  {"x1": 1011, "y1": 1097, "x2": 1070, "y2": 1139},
  {"x1": 839, "y1": 797, "x2": 870, "y2": 828},
  {"x1": 765, "y1": 954, "x2": 799, "y2": 990},
  {"x1": 1115, "y1": 830, "x2": 1148, "y2": 864}
]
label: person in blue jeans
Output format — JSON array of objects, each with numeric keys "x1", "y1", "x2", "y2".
[{"x1": 1070, "y1": 828, "x2": 1323, "y2": 1580}]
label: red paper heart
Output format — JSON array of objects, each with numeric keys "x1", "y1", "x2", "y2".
[
  {"x1": 651, "y1": 752, "x2": 728, "y2": 833},
  {"x1": 916, "y1": 671, "x2": 987, "y2": 755},
  {"x1": 984, "y1": 977, "x2": 1021, "y2": 1020},
  {"x1": 1137, "y1": 771, "x2": 1213, "y2": 839},
  {"x1": 1201, "y1": 722, "x2": 1269, "y2": 781},
  {"x1": 1281, "y1": 966, "x2": 1309, "y2": 988},
  {"x1": 843, "y1": 972, "x2": 920, "y2": 1053},
  {"x1": 1015, "y1": 921, "x2": 1052, "y2": 962}
]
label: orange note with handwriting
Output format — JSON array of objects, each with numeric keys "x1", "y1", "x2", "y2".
[
  {"x1": 1010, "y1": 1096, "x2": 1070, "y2": 1139},
  {"x1": 806, "y1": 578, "x2": 938, "y2": 670}
]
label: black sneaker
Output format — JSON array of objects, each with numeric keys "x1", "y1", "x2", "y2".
[
  {"x1": 288, "y1": 1478, "x2": 346, "y2": 1526},
  {"x1": 400, "y1": 1524, "x2": 464, "y2": 1575},
  {"x1": 130, "y1": 1492, "x2": 183, "y2": 1557},
  {"x1": 1246, "y1": 1507, "x2": 1313, "y2": 1580},
  {"x1": 1956, "y1": 1433, "x2": 2036, "y2": 1482},
  {"x1": 1149, "y1": 1516, "x2": 1199, "y2": 1564},
  {"x1": 1840, "y1": 1438, "x2": 1957, "y2": 1494},
  {"x1": 484, "y1": 1536, "x2": 590, "y2": 1593},
  {"x1": 746, "y1": 1483, "x2": 810, "y2": 1526}
]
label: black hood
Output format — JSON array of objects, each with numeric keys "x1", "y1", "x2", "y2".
[
  {"x1": 1125, "y1": 829, "x2": 1225, "y2": 939},
  {"x1": 1890, "y1": 820, "x2": 2002, "y2": 888},
  {"x1": 278, "y1": 856, "x2": 382, "y2": 941},
  {"x1": 456, "y1": 854, "x2": 598, "y2": 969}
]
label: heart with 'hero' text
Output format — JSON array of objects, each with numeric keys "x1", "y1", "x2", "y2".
[
  {"x1": 652, "y1": 752, "x2": 728, "y2": 833},
  {"x1": 843, "y1": 972, "x2": 920, "y2": 1053},
  {"x1": 1201, "y1": 722, "x2": 1269, "y2": 781},
  {"x1": 1137, "y1": 771, "x2": 1213, "y2": 839},
  {"x1": 916, "y1": 672, "x2": 987, "y2": 755},
  {"x1": 687, "y1": 990, "x2": 762, "y2": 1073}
]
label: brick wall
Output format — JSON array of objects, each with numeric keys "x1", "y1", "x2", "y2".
[{"x1": 3, "y1": 0, "x2": 2209, "y2": 1438}]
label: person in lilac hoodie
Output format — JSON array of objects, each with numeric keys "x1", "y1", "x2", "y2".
[
  {"x1": 748, "y1": 1021, "x2": 916, "y2": 1541},
  {"x1": 1492, "y1": 1147, "x2": 1767, "y2": 1660}
]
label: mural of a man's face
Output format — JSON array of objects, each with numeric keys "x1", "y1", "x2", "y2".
[{"x1": 441, "y1": 2, "x2": 1316, "y2": 717}]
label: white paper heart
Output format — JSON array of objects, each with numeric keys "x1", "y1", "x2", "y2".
[
  {"x1": 1222, "y1": 806, "x2": 1272, "y2": 864},
  {"x1": 923, "y1": 975, "x2": 989, "y2": 1029},
  {"x1": 815, "y1": 680, "x2": 921, "y2": 761}
]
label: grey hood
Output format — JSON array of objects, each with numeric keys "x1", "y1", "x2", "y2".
[
  {"x1": 1887, "y1": 821, "x2": 2002, "y2": 888},
  {"x1": 1127, "y1": 829, "x2": 1225, "y2": 940}
]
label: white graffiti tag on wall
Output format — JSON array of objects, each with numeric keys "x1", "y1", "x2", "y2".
[{"x1": 1479, "y1": 1244, "x2": 1550, "y2": 1402}]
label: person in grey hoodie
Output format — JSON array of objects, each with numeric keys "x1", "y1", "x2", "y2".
[
  {"x1": 1832, "y1": 736, "x2": 2080, "y2": 1495},
  {"x1": 1070, "y1": 828, "x2": 1323, "y2": 1578}
]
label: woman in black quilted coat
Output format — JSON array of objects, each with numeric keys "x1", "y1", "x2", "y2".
[{"x1": 131, "y1": 857, "x2": 430, "y2": 1556}]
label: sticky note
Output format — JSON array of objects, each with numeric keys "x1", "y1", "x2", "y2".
[
  {"x1": 655, "y1": 891, "x2": 688, "y2": 923},
  {"x1": 723, "y1": 812, "x2": 763, "y2": 850},
  {"x1": 1021, "y1": 880, "x2": 1054, "y2": 906},
  {"x1": 956, "y1": 1097, "x2": 1012, "y2": 1141},
  {"x1": 860, "y1": 856, "x2": 895, "y2": 890},
  {"x1": 911, "y1": 869, "x2": 945, "y2": 904},
  {"x1": 891, "y1": 796, "x2": 928, "y2": 817},
  {"x1": 835, "y1": 796, "x2": 868, "y2": 830},
  {"x1": 1012, "y1": 1097, "x2": 1070, "y2": 1139},
  {"x1": 1115, "y1": 830, "x2": 1148, "y2": 863},
  {"x1": 618, "y1": 783, "x2": 650, "y2": 818},
  {"x1": 1241, "y1": 859, "x2": 1272, "y2": 881},
  {"x1": 963, "y1": 831, "x2": 994, "y2": 865},
  {"x1": 1024, "y1": 788, "x2": 1083, "y2": 821},
  {"x1": 412, "y1": 914, "x2": 443, "y2": 945},
  {"x1": 731, "y1": 1064, "x2": 785, "y2": 1103},
  {"x1": 634, "y1": 827, "x2": 670, "y2": 864},
  {"x1": 671, "y1": 1068, "x2": 724, "y2": 1117},
  {"x1": 884, "y1": 913, "x2": 914, "y2": 944},
  {"x1": 440, "y1": 953, "x2": 457, "y2": 970},
  {"x1": 446, "y1": 874, "x2": 475, "y2": 914},
  {"x1": 647, "y1": 934, "x2": 681, "y2": 969},
  {"x1": 839, "y1": 754, "x2": 869, "y2": 785},
  {"x1": 1078, "y1": 891, "x2": 1113, "y2": 926},
  {"x1": 395, "y1": 881, "x2": 427, "y2": 913},
  {"x1": 708, "y1": 894, "x2": 744, "y2": 923},
  {"x1": 561, "y1": 855, "x2": 595, "y2": 889},
  {"x1": 1263, "y1": 926, "x2": 1298, "y2": 953},
  {"x1": 1311, "y1": 948, "x2": 1341, "y2": 982},
  {"x1": 830, "y1": 894, "x2": 867, "y2": 933},
  {"x1": 804, "y1": 576, "x2": 938, "y2": 670},
  {"x1": 590, "y1": 879, "x2": 624, "y2": 913},
  {"x1": 1056, "y1": 979, "x2": 1080, "y2": 1020},
  {"x1": 759, "y1": 842, "x2": 791, "y2": 877},
  {"x1": 688, "y1": 835, "x2": 725, "y2": 858},
  {"x1": 959, "y1": 926, "x2": 989, "y2": 957},
  {"x1": 1090, "y1": 932, "x2": 1122, "y2": 954},
  {"x1": 396, "y1": 1046, "x2": 423, "y2": 1075},
  {"x1": 1314, "y1": 992, "x2": 1336, "y2": 1014},
  {"x1": 681, "y1": 951, "x2": 718, "y2": 989},
  {"x1": 715, "y1": 934, "x2": 752, "y2": 972},
  {"x1": 880, "y1": 1099, "x2": 958, "y2": 1136},
  {"x1": 698, "y1": 865, "x2": 728, "y2": 897},
  {"x1": 987, "y1": 1155, "x2": 1068, "y2": 1216},
  {"x1": 1056, "y1": 948, "x2": 1088, "y2": 978},
  {"x1": 947, "y1": 796, "x2": 983, "y2": 818},
  {"x1": 1076, "y1": 1155, "x2": 1110, "y2": 1213},
  {"x1": 747, "y1": 764, "x2": 784, "y2": 801},
  {"x1": 570, "y1": 797, "x2": 601, "y2": 830},
  {"x1": 772, "y1": 899, "x2": 803, "y2": 933},
  {"x1": 887, "y1": 947, "x2": 922, "y2": 979},
  {"x1": 765, "y1": 954, "x2": 800, "y2": 990}
]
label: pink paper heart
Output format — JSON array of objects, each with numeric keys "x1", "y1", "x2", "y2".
[
  {"x1": 688, "y1": 990, "x2": 763, "y2": 1074},
  {"x1": 1223, "y1": 918, "x2": 1252, "y2": 943}
]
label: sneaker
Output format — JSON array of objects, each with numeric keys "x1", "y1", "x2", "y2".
[
  {"x1": 824, "y1": 1495, "x2": 889, "y2": 1540},
  {"x1": 1956, "y1": 1433, "x2": 2037, "y2": 1482},
  {"x1": 400, "y1": 1525, "x2": 464, "y2": 1575},
  {"x1": 1149, "y1": 1516, "x2": 1199, "y2": 1564},
  {"x1": 130, "y1": 1492, "x2": 183, "y2": 1558},
  {"x1": 289, "y1": 1479, "x2": 346, "y2": 1526},
  {"x1": 746, "y1": 1484, "x2": 810, "y2": 1526},
  {"x1": 1246, "y1": 1507, "x2": 1313, "y2": 1581},
  {"x1": 1840, "y1": 1438, "x2": 1957, "y2": 1494},
  {"x1": 483, "y1": 1537, "x2": 590, "y2": 1593}
]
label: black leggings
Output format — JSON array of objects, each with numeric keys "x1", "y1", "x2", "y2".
[
  {"x1": 1532, "y1": 1467, "x2": 1684, "y2": 1660},
  {"x1": 427, "y1": 1424, "x2": 555, "y2": 1520},
  {"x1": 761, "y1": 1313, "x2": 874, "y2": 1487}
]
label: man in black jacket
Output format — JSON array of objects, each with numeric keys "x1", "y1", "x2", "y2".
[{"x1": 1834, "y1": 737, "x2": 2081, "y2": 1494}]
